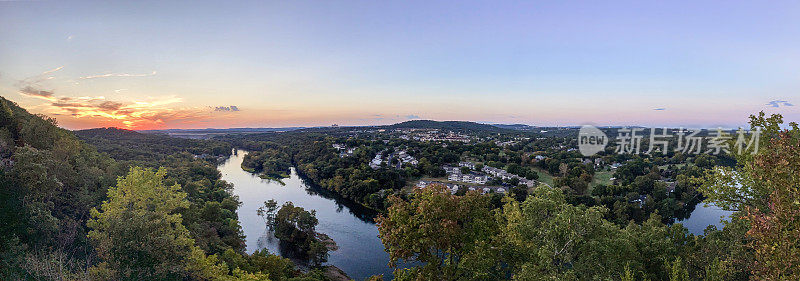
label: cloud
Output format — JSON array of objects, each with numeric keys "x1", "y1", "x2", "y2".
[
  {"x1": 19, "y1": 86, "x2": 55, "y2": 100},
  {"x1": 23, "y1": 88, "x2": 195, "y2": 128},
  {"x1": 42, "y1": 66, "x2": 64, "y2": 75},
  {"x1": 15, "y1": 66, "x2": 63, "y2": 91},
  {"x1": 653, "y1": 108, "x2": 666, "y2": 111},
  {"x1": 13, "y1": 67, "x2": 203, "y2": 129},
  {"x1": 405, "y1": 114, "x2": 420, "y2": 119},
  {"x1": 79, "y1": 71, "x2": 157, "y2": 80},
  {"x1": 214, "y1": 106, "x2": 240, "y2": 112},
  {"x1": 766, "y1": 100, "x2": 793, "y2": 108},
  {"x1": 48, "y1": 95, "x2": 202, "y2": 128}
]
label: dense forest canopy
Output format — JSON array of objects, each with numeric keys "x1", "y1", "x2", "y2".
[
  {"x1": 2, "y1": 94, "x2": 799, "y2": 280},
  {"x1": 0, "y1": 96, "x2": 343, "y2": 281}
]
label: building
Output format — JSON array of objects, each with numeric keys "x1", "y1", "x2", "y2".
[
  {"x1": 458, "y1": 161, "x2": 476, "y2": 169},
  {"x1": 369, "y1": 153, "x2": 383, "y2": 169}
]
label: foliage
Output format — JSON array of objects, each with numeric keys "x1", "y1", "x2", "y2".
[
  {"x1": 377, "y1": 184, "x2": 498, "y2": 280},
  {"x1": 701, "y1": 112, "x2": 800, "y2": 280},
  {"x1": 272, "y1": 201, "x2": 334, "y2": 267},
  {"x1": 0, "y1": 97, "x2": 320, "y2": 281},
  {"x1": 87, "y1": 167, "x2": 203, "y2": 280}
]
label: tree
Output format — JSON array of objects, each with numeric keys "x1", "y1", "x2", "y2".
[
  {"x1": 701, "y1": 112, "x2": 800, "y2": 280},
  {"x1": 87, "y1": 167, "x2": 210, "y2": 280},
  {"x1": 376, "y1": 184, "x2": 496, "y2": 280},
  {"x1": 257, "y1": 200, "x2": 279, "y2": 229},
  {"x1": 272, "y1": 201, "x2": 333, "y2": 266}
]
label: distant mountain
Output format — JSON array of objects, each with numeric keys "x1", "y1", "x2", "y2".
[
  {"x1": 490, "y1": 124, "x2": 537, "y2": 131},
  {"x1": 385, "y1": 120, "x2": 510, "y2": 133},
  {"x1": 139, "y1": 127, "x2": 305, "y2": 139},
  {"x1": 76, "y1": 127, "x2": 149, "y2": 139},
  {"x1": 75, "y1": 127, "x2": 231, "y2": 161},
  {"x1": 141, "y1": 127, "x2": 304, "y2": 134}
]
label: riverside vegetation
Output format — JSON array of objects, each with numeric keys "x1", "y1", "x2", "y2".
[{"x1": 2, "y1": 93, "x2": 799, "y2": 280}]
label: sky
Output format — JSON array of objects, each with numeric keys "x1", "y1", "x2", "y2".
[{"x1": 1, "y1": 0, "x2": 798, "y2": 130}]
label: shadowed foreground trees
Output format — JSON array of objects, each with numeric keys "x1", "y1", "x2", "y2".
[
  {"x1": 701, "y1": 112, "x2": 800, "y2": 280},
  {"x1": 88, "y1": 167, "x2": 337, "y2": 281},
  {"x1": 377, "y1": 184, "x2": 696, "y2": 280},
  {"x1": 376, "y1": 112, "x2": 796, "y2": 281},
  {"x1": 87, "y1": 167, "x2": 223, "y2": 280}
]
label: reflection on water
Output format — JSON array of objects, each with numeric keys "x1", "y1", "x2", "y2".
[
  {"x1": 676, "y1": 203, "x2": 735, "y2": 235},
  {"x1": 218, "y1": 150, "x2": 395, "y2": 280}
]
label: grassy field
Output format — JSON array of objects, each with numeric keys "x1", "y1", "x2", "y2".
[
  {"x1": 534, "y1": 168, "x2": 554, "y2": 187},
  {"x1": 402, "y1": 176, "x2": 448, "y2": 193},
  {"x1": 591, "y1": 170, "x2": 614, "y2": 187}
]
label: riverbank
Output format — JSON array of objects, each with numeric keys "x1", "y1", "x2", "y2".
[{"x1": 218, "y1": 150, "x2": 398, "y2": 280}]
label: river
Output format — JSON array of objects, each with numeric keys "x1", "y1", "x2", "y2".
[
  {"x1": 218, "y1": 149, "x2": 733, "y2": 279},
  {"x1": 677, "y1": 202, "x2": 735, "y2": 236},
  {"x1": 218, "y1": 150, "x2": 395, "y2": 280}
]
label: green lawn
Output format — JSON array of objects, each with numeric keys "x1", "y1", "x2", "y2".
[
  {"x1": 533, "y1": 168, "x2": 554, "y2": 187},
  {"x1": 591, "y1": 170, "x2": 614, "y2": 187}
]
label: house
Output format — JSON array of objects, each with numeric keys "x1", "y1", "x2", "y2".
[
  {"x1": 369, "y1": 154, "x2": 383, "y2": 169},
  {"x1": 448, "y1": 173, "x2": 461, "y2": 181},
  {"x1": 666, "y1": 181, "x2": 677, "y2": 194},
  {"x1": 443, "y1": 166, "x2": 459, "y2": 174},
  {"x1": 632, "y1": 195, "x2": 648, "y2": 207},
  {"x1": 473, "y1": 174, "x2": 488, "y2": 184},
  {"x1": 519, "y1": 178, "x2": 537, "y2": 188},
  {"x1": 458, "y1": 161, "x2": 476, "y2": 169}
]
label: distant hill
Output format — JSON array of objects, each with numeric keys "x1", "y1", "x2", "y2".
[
  {"x1": 490, "y1": 124, "x2": 537, "y2": 131},
  {"x1": 140, "y1": 127, "x2": 305, "y2": 139},
  {"x1": 384, "y1": 120, "x2": 510, "y2": 133},
  {"x1": 75, "y1": 127, "x2": 231, "y2": 161}
]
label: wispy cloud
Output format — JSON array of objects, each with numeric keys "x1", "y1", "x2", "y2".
[
  {"x1": 214, "y1": 106, "x2": 240, "y2": 112},
  {"x1": 42, "y1": 66, "x2": 64, "y2": 75},
  {"x1": 653, "y1": 108, "x2": 666, "y2": 111},
  {"x1": 766, "y1": 100, "x2": 793, "y2": 108},
  {"x1": 405, "y1": 114, "x2": 420, "y2": 119},
  {"x1": 79, "y1": 71, "x2": 157, "y2": 80},
  {"x1": 13, "y1": 67, "x2": 205, "y2": 129},
  {"x1": 19, "y1": 86, "x2": 56, "y2": 101},
  {"x1": 15, "y1": 66, "x2": 63, "y2": 89},
  {"x1": 45, "y1": 95, "x2": 199, "y2": 128},
  {"x1": 16, "y1": 68, "x2": 63, "y2": 101}
]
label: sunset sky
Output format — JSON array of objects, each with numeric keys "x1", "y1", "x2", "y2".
[{"x1": 1, "y1": 1, "x2": 798, "y2": 130}]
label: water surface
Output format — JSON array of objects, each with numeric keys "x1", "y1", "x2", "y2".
[
  {"x1": 218, "y1": 150, "x2": 395, "y2": 280},
  {"x1": 677, "y1": 203, "x2": 734, "y2": 235}
]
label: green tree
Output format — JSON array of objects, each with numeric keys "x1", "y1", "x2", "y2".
[
  {"x1": 87, "y1": 167, "x2": 216, "y2": 280},
  {"x1": 700, "y1": 112, "x2": 800, "y2": 280},
  {"x1": 272, "y1": 201, "x2": 332, "y2": 266},
  {"x1": 377, "y1": 184, "x2": 497, "y2": 280}
]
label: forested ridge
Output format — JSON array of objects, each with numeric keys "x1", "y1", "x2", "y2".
[
  {"x1": 0, "y1": 96, "x2": 342, "y2": 281},
  {"x1": 221, "y1": 126, "x2": 712, "y2": 225},
  {"x1": 3, "y1": 93, "x2": 800, "y2": 280},
  {"x1": 374, "y1": 112, "x2": 800, "y2": 280}
]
